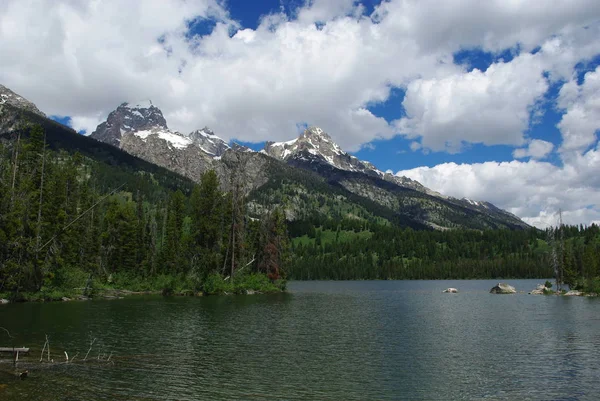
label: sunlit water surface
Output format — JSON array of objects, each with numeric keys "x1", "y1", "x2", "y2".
[{"x1": 1, "y1": 279, "x2": 599, "y2": 400}]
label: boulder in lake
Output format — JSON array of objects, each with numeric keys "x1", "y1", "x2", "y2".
[
  {"x1": 564, "y1": 290, "x2": 583, "y2": 296},
  {"x1": 529, "y1": 284, "x2": 548, "y2": 295},
  {"x1": 443, "y1": 288, "x2": 458, "y2": 293},
  {"x1": 0, "y1": 298, "x2": 9, "y2": 304},
  {"x1": 61, "y1": 297, "x2": 72, "y2": 302},
  {"x1": 490, "y1": 283, "x2": 516, "y2": 294}
]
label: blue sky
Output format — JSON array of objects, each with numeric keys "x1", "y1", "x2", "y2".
[{"x1": 2, "y1": 0, "x2": 600, "y2": 227}]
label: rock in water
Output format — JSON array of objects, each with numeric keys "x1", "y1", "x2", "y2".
[
  {"x1": 529, "y1": 284, "x2": 548, "y2": 295},
  {"x1": 490, "y1": 283, "x2": 516, "y2": 294},
  {"x1": 443, "y1": 288, "x2": 458, "y2": 293},
  {"x1": 564, "y1": 290, "x2": 583, "y2": 296},
  {"x1": 0, "y1": 298, "x2": 9, "y2": 304}
]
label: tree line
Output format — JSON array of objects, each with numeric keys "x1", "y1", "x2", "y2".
[
  {"x1": 288, "y1": 216, "x2": 600, "y2": 286},
  {"x1": 0, "y1": 125, "x2": 289, "y2": 298}
]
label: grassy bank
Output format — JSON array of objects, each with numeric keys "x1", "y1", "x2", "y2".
[{"x1": 0, "y1": 271, "x2": 286, "y2": 302}]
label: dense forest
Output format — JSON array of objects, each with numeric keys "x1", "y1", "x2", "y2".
[
  {"x1": 2, "y1": 124, "x2": 600, "y2": 300},
  {"x1": 286, "y1": 213, "x2": 600, "y2": 292},
  {"x1": 0, "y1": 124, "x2": 289, "y2": 300}
]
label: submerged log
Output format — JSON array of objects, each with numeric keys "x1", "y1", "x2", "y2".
[{"x1": 0, "y1": 347, "x2": 29, "y2": 354}]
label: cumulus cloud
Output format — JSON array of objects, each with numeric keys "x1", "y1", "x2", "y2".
[
  {"x1": 396, "y1": 53, "x2": 549, "y2": 152},
  {"x1": 396, "y1": 142, "x2": 600, "y2": 227},
  {"x1": 513, "y1": 139, "x2": 554, "y2": 160},
  {"x1": 1, "y1": 0, "x2": 599, "y2": 151},
  {"x1": 557, "y1": 66, "x2": 600, "y2": 152}
]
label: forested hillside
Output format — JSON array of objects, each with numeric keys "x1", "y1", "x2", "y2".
[
  {"x1": 287, "y1": 215, "x2": 600, "y2": 291},
  {"x1": 0, "y1": 124, "x2": 288, "y2": 299}
]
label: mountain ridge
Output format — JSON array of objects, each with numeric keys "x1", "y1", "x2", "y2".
[{"x1": 0, "y1": 85, "x2": 529, "y2": 230}]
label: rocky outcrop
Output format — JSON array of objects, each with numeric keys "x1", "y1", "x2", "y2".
[
  {"x1": 0, "y1": 84, "x2": 45, "y2": 117},
  {"x1": 529, "y1": 284, "x2": 549, "y2": 295},
  {"x1": 443, "y1": 288, "x2": 458, "y2": 293},
  {"x1": 0, "y1": 298, "x2": 9, "y2": 304},
  {"x1": 490, "y1": 283, "x2": 516, "y2": 294},
  {"x1": 120, "y1": 128, "x2": 215, "y2": 183},
  {"x1": 90, "y1": 101, "x2": 167, "y2": 147},
  {"x1": 188, "y1": 127, "x2": 230, "y2": 157},
  {"x1": 564, "y1": 290, "x2": 583, "y2": 296}
]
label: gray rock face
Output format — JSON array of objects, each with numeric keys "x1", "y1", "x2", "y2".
[
  {"x1": 214, "y1": 151, "x2": 270, "y2": 193},
  {"x1": 90, "y1": 101, "x2": 167, "y2": 147},
  {"x1": 120, "y1": 128, "x2": 215, "y2": 183},
  {"x1": 490, "y1": 283, "x2": 517, "y2": 294},
  {"x1": 120, "y1": 127, "x2": 269, "y2": 194},
  {"x1": 188, "y1": 127, "x2": 230, "y2": 157},
  {"x1": 0, "y1": 84, "x2": 45, "y2": 117},
  {"x1": 231, "y1": 142, "x2": 253, "y2": 152}
]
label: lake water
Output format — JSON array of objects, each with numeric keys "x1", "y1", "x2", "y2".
[{"x1": 1, "y1": 279, "x2": 600, "y2": 400}]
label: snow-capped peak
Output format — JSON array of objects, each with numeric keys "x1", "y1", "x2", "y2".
[
  {"x1": 264, "y1": 126, "x2": 369, "y2": 172},
  {"x1": 187, "y1": 127, "x2": 230, "y2": 157},
  {"x1": 90, "y1": 101, "x2": 168, "y2": 146}
]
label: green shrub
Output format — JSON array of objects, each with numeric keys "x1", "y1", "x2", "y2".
[{"x1": 202, "y1": 273, "x2": 232, "y2": 295}]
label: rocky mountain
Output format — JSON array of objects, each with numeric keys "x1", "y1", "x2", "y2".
[
  {"x1": 0, "y1": 84, "x2": 46, "y2": 117},
  {"x1": 188, "y1": 127, "x2": 230, "y2": 157},
  {"x1": 263, "y1": 126, "x2": 444, "y2": 197},
  {"x1": 90, "y1": 101, "x2": 168, "y2": 147},
  {"x1": 0, "y1": 84, "x2": 529, "y2": 230}
]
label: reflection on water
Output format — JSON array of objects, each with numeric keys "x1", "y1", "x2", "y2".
[{"x1": 1, "y1": 279, "x2": 599, "y2": 400}]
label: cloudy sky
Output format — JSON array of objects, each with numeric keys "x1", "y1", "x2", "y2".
[{"x1": 1, "y1": 0, "x2": 600, "y2": 228}]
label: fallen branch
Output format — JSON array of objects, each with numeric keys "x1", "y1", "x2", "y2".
[{"x1": 0, "y1": 327, "x2": 13, "y2": 339}]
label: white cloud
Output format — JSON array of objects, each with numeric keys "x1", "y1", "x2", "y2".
[
  {"x1": 0, "y1": 0, "x2": 599, "y2": 152},
  {"x1": 296, "y1": 0, "x2": 363, "y2": 24},
  {"x1": 396, "y1": 141, "x2": 600, "y2": 227},
  {"x1": 409, "y1": 141, "x2": 421, "y2": 151},
  {"x1": 513, "y1": 139, "x2": 554, "y2": 160},
  {"x1": 396, "y1": 53, "x2": 549, "y2": 152},
  {"x1": 372, "y1": 0, "x2": 600, "y2": 53},
  {"x1": 557, "y1": 66, "x2": 600, "y2": 152}
]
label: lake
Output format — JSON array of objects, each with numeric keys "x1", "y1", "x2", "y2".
[{"x1": 1, "y1": 279, "x2": 599, "y2": 400}]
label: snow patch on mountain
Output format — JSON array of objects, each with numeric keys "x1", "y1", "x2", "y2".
[{"x1": 133, "y1": 128, "x2": 192, "y2": 150}]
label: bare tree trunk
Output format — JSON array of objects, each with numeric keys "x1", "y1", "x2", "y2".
[
  {"x1": 35, "y1": 131, "x2": 47, "y2": 254},
  {"x1": 231, "y1": 185, "x2": 236, "y2": 282},
  {"x1": 10, "y1": 131, "x2": 21, "y2": 207}
]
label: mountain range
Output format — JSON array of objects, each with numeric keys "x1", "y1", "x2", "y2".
[{"x1": 0, "y1": 84, "x2": 528, "y2": 230}]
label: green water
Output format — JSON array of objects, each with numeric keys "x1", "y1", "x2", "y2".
[{"x1": 1, "y1": 279, "x2": 599, "y2": 400}]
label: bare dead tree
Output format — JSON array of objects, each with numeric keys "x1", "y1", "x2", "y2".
[{"x1": 83, "y1": 337, "x2": 96, "y2": 361}]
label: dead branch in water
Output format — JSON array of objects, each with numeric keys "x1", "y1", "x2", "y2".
[{"x1": 83, "y1": 337, "x2": 96, "y2": 361}]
